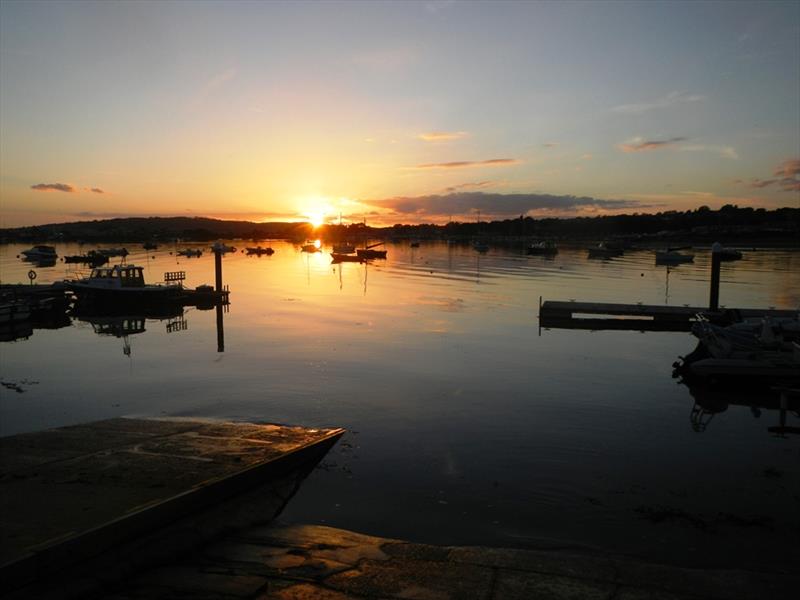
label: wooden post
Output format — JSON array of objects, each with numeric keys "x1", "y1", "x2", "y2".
[
  {"x1": 214, "y1": 248, "x2": 223, "y2": 292},
  {"x1": 709, "y1": 242, "x2": 722, "y2": 311}
]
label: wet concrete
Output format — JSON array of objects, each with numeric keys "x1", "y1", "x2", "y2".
[
  {"x1": 0, "y1": 418, "x2": 344, "y2": 596},
  {"x1": 103, "y1": 523, "x2": 799, "y2": 600}
]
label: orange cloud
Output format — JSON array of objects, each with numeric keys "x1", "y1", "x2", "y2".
[
  {"x1": 418, "y1": 131, "x2": 468, "y2": 141},
  {"x1": 414, "y1": 158, "x2": 519, "y2": 169},
  {"x1": 31, "y1": 182, "x2": 75, "y2": 192},
  {"x1": 617, "y1": 137, "x2": 687, "y2": 153}
]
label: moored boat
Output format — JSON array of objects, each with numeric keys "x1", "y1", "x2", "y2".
[
  {"x1": 66, "y1": 264, "x2": 183, "y2": 306},
  {"x1": 331, "y1": 252, "x2": 364, "y2": 263},
  {"x1": 587, "y1": 243, "x2": 623, "y2": 259},
  {"x1": 332, "y1": 242, "x2": 356, "y2": 254},
  {"x1": 96, "y1": 247, "x2": 129, "y2": 258},
  {"x1": 211, "y1": 241, "x2": 236, "y2": 253},
  {"x1": 527, "y1": 241, "x2": 558, "y2": 256},
  {"x1": 177, "y1": 248, "x2": 203, "y2": 258},
  {"x1": 245, "y1": 246, "x2": 274, "y2": 256},
  {"x1": 20, "y1": 245, "x2": 57, "y2": 260}
]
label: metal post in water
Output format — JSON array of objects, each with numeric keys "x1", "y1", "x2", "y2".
[
  {"x1": 214, "y1": 248, "x2": 223, "y2": 292},
  {"x1": 215, "y1": 303, "x2": 225, "y2": 353},
  {"x1": 709, "y1": 241, "x2": 722, "y2": 311}
]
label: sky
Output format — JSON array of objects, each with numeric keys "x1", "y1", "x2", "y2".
[{"x1": 0, "y1": 0, "x2": 798, "y2": 227}]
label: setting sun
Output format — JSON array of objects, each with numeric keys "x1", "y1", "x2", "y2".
[{"x1": 308, "y1": 211, "x2": 326, "y2": 228}]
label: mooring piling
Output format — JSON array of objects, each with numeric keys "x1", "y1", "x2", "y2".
[
  {"x1": 214, "y1": 247, "x2": 223, "y2": 292},
  {"x1": 709, "y1": 241, "x2": 722, "y2": 311}
]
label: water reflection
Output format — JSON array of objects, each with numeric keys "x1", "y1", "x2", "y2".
[{"x1": 0, "y1": 241, "x2": 798, "y2": 570}]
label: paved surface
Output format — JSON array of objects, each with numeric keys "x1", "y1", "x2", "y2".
[
  {"x1": 104, "y1": 524, "x2": 799, "y2": 600},
  {"x1": 0, "y1": 418, "x2": 343, "y2": 595}
]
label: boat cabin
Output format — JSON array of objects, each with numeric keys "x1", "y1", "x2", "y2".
[{"x1": 89, "y1": 265, "x2": 146, "y2": 287}]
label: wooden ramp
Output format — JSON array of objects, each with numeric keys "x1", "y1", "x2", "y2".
[
  {"x1": 539, "y1": 300, "x2": 796, "y2": 332},
  {"x1": 0, "y1": 418, "x2": 343, "y2": 596}
]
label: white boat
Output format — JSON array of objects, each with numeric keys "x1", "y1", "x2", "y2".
[
  {"x1": 66, "y1": 264, "x2": 183, "y2": 305},
  {"x1": 20, "y1": 245, "x2": 57, "y2": 260}
]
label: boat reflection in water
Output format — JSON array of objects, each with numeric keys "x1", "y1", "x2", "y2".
[{"x1": 678, "y1": 376, "x2": 800, "y2": 437}]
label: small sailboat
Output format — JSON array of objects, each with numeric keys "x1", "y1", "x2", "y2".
[{"x1": 356, "y1": 242, "x2": 387, "y2": 259}]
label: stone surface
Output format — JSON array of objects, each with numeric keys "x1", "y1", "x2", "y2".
[
  {"x1": 324, "y1": 557, "x2": 494, "y2": 600},
  {"x1": 492, "y1": 571, "x2": 614, "y2": 600}
]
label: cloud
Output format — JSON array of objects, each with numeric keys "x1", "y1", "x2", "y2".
[
  {"x1": 617, "y1": 137, "x2": 687, "y2": 152},
  {"x1": 542, "y1": 143, "x2": 558, "y2": 148},
  {"x1": 612, "y1": 91, "x2": 706, "y2": 114},
  {"x1": 361, "y1": 191, "x2": 640, "y2": 218},
  {"x1": 779, "y1": 178, "x2": 800, "y2": 192},
  {"x1": 418, "y1": 131, "x2": 468, "y2": 141},
  {"x1": 773, "y1": 158, "x2": 800, "y2": 178},
  {"x1": 734, "y1": 158, "x2": 799, "y2": 192},
  {"x1": 31, "y1": 182, "x2": 75, "y2": 192},
  {"x1": 414, "y1": 158, "x2": 519, "y2": 169},
  {"x1": 680, "y1": 144, "x2": 738, "y2": 160},
  {"x1": 443, "y1": 180, "x2": 495, "y2": 193},
  {"x1": 88, "y1": 187, "x2": 104, "y2": 194}
]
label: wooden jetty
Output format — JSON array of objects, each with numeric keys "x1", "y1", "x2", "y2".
[
  {"x1": 539, "y1": 300, "x2": 796, "y2": 332},
  {"x1": 0, "y1": 418, "x2": 344, "y2": 598}
]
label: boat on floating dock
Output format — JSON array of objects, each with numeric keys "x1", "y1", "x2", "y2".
[{"x1": 64, "y1": 250, "x2": 108, "y2": 266}]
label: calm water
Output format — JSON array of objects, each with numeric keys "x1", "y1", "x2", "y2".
[{"x1": 1, "y1": 241, "x2": 798, "y2": 568}]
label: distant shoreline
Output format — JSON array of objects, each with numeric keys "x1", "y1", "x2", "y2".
[{"x1": 1, "y1": 205, "x2": 798, "y2": 247}]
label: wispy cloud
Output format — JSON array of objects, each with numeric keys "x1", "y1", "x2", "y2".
[
  {"x1": 617, "y1": 137, "x2": 687, "y2": 153},
  {"x1": 443, "y1": 180, "x2": 495, "y2": 193},
  {"x1": 736, "y1": 178, "x2": 777, "y2": 189},
  {"x1": 88, "y1": 187, "x2": 104, "y2": 194},
  {"x1": 361, "y1": 191, "x2": 639, "y2": 218},
  {"x1": 414, "y1": 158, "x2": 519, "y2": 169},
  {"x1": 31, "y1": 182, "x2": 75, "y2": 193},
  {"x1": 680, "y1": 144, "x2": 739, "y2": 160},
  {"x1": 734, "y1": 158, "x2": 799, "y2": 192},
  {"x1": 774, "y1": 158, "x2": 800, "y2": 178},
  {"x1": 418, "y1": 131, "x2": 468, "y2": 141},
  {"x1": 542, "y1": 142, "x2": 558, "y2": 148},
  {"x1": 612, "y1": 91, "x2": 705, "y2": 114}
]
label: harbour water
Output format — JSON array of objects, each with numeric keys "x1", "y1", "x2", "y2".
[{"x1": 1, "y1": 241, "x2": 798, "y2": 569}]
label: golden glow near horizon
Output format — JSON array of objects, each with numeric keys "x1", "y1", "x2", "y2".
[{"x1": 0, "y1": 2, "x2": 797, "y2": 228}]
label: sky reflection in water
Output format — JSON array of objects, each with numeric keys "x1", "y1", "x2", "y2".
[{"x1": 0, "y1": 241, "x2": 798, "y2": 569}]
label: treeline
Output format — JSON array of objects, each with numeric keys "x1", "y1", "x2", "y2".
[
  {"x1": 380, "y1": 205, "x2": 800, "y2": 241},
  {"x1": 0, "y1": 216, "x2": 317, "y2": 243},
  {"x1": 1, "y1": 205, "x2": 798, "y2": 244}
]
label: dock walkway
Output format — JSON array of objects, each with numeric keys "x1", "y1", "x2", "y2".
[{"x1": 539, "y1": 300, "x2": 797, "y2": 332}]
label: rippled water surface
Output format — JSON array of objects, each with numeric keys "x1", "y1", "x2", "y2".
[{"x1": 1, "y1": 241, "x2": 798, "y2": 568}]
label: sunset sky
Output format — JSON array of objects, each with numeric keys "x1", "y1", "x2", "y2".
[{"x1": 1, "y1": 0, "x2": 798, "y2": 227}]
